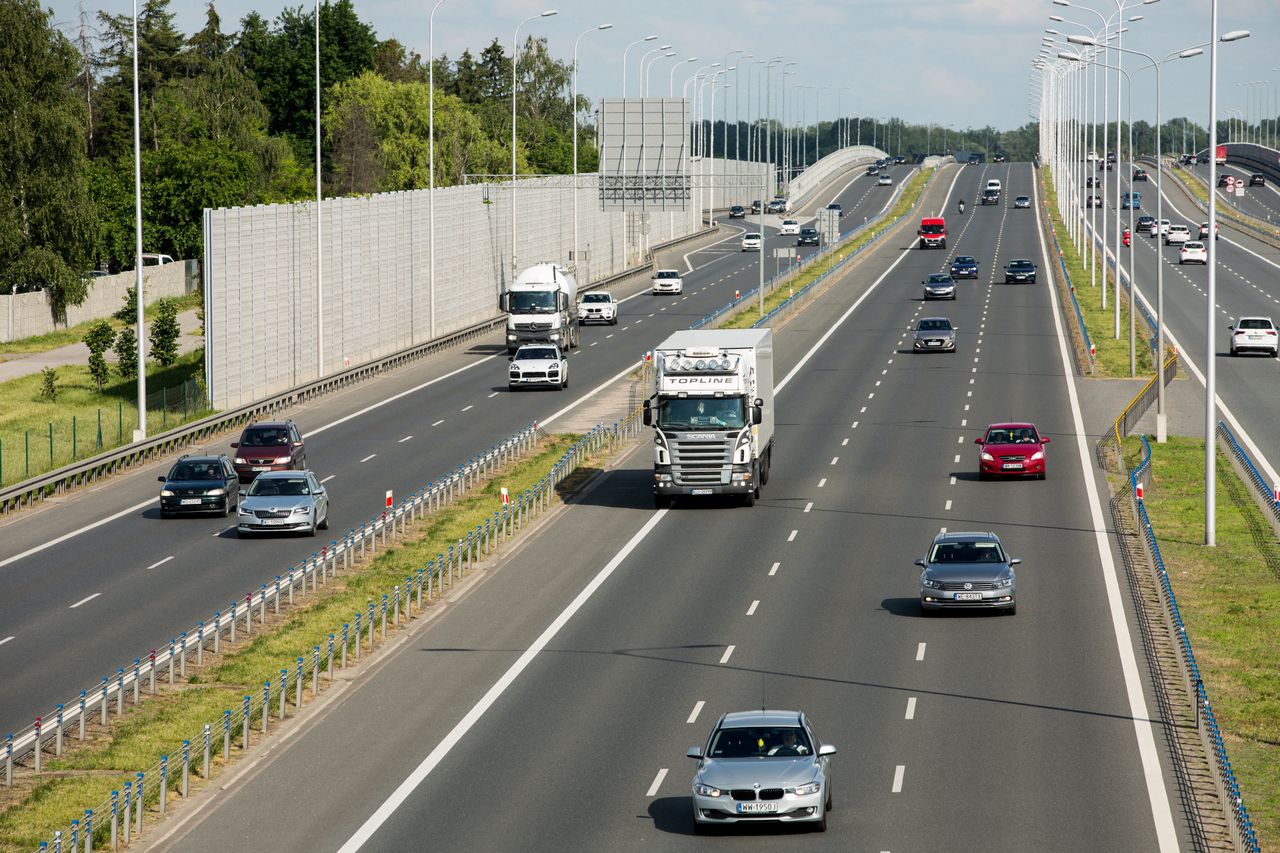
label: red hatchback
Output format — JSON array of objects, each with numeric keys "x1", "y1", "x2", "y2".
[
  {"x1": 231, "y1": 419, "x2": 307, "y2": 483},
  {"x1": 976, "y1": 423, "x2": 1050, "y2": 480}
]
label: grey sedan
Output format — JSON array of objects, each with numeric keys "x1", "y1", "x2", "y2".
[
  {"x1": 689, "y1": 710, "x2": 836, "y2": 833},
  {"x1": 913, "y1": 317, "x2": 957, "y2": 352},
  {"x1": 916, "y1": 531, "x2": 1020, "y2": 615},
  {"x1": 236, "y1": 470, "x2": 330, "y2": 537},
  {"x1": 922, "y1": 272, "x2": 956, "y2": 300}
]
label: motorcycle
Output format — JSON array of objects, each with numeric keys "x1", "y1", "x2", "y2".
[
  {"x1": 957, "y1": 202, "x2": 966, "y2": 215},
  {"x1": 1123, "y1": 228, "x2": 1131, "y2": 247}
]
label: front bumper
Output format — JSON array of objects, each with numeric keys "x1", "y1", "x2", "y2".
[
  {"x1": 1004, "y1": 275, "x2": 1035, "y2": 284},
  {"x1": 798, "y1": 238, "x2": 819, "y2": 246},
  {"x1": 950, "y1": 268, "x2": 978, "y2": 279},
  {"x1": 233, "y1": 462, "x2": 292, "y2": 483},
  {"x1": 920, "y1": 590, "x2": 1016, "y2": 611},
  {"x1": 509, "y1": 374, "x2": 562, "y2": 388},
  {"x1": 652, "y1": 283, "x2": 683, "y2": 293},
  {"x1": 237, "y1": 512, "x2": 313, "y2": 533},
  {"x1": 741, "y1": 244, "x2": 761, "y2": 252},
  {"x1": 692, "y1": 789, "x2": 825, "y2": 825},
  {"x1": 914, "y1": 337, "x2": 956, "y2": 351},
  {"x1": 919, "y1": 238, "x2": 945, "y2": 248},
  {"x1": 924, "y1": 286, "x2": 956, "y2": 299},
  {"x1": 160, "y1": 495, "x2": 229, "y2": 514},
  {"x1": 580, "y1": 311, "x2": 615, "y2": 323},
  {"x1": 979, "y1": 457, "x2": 1045, "y2": 477}
]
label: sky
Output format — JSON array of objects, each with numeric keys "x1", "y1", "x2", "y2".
[{"x1": 45, "y1": 0, "x2": 1280, "y2": 135}]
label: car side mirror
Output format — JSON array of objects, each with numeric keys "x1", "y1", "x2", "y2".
[
  {"x1": 914, "y1": 558, "x2": 927, "y2": 568},
  {"x1": 238, "y1": 489, "x2": 247, "y2": 498},
  {"x1": 1227, "y1": 324, "x2": 1234, "y2": 331},
  {"x1": 751, "y1": 406, "x2": 763, "y2": 425},
  {"x1": 974, "y1": 437, "x2": 984, "y2": 445},
  {"x1": 642, "y1": 399, "x2": 652, "y2": 427},
  {"x1": 686, "y1": 747, "x2": 704, "y2": 760},
  {"x1": 1010, "y1": 558, "x2": 1023, "y2": 566},
  {"x1": 230, "y1": 442, "x2": 239, "y2": 448},
  {"x1": 817, "y1": 744, "x2": 837, "y2": 757},
  {"x1": 508, "y1": 356, "x2": 515, "y2": 362},
  {"x1": 158, "y1": 475, "x2": 167, "y2": 482},
  {"x1": 1041, "y1": 436, "x2": 1051, "y2": 444},
  {"x1": 293, "y1": 441, "x2": 303, "y2": 448}
]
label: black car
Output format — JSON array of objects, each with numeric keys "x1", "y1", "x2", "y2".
[
  {"x1": 1217, "y1": 174, "x2": 1232, "y2": 187},
  {"x1": 797, "y1": 227, "x2": 820, "y2": 246},
  {"x1": 750, "y1": 200, "x2": 763, "y2": 214},
  {"x1": 1136, "y1": 215, "x2": 1156, "y2": 233},
  {"x1": 1250, "y1": 173, "x2": 1266, "y2": 187},
  {"x1": 1087, "y1": 195, "x2": 1102, "y2": 208},
  {"x1": 1133, "y1": 169, "x2": 1148, "y2": 181},
  {"x1": 1086, "y1": 176, "x2": 1097, "y2": 188},
  {"x1": 826, "y1": 202, "x2": 843, "y2": 217},
  {"x1": 1197, "y1": 153, "x2": 1210, "y2": 164},
  {"x1": 993, "y1": 154, "x2": 1007, "y2": 163},
  {"x1": 893, "y1": 156, "x2": 906, "y2": 165},
  {"x1": 866, "y1": 165, "x2": 880, "y2": 176},
  {"x1": 1004, "y1": 259, "x2": 1038, "y2": 284},
  {"x1": 728, "y1": 205, "x2": 746, "y2": 219},
  {"x1": 981, "y1": 188, "x2": 1000, "y2": 205},
  {"x1": 158, "y1": 454, "x2": 239, "y2": 517},
  {"x1": 950, "y1": 255, "x2": 979, "y2": 279}
]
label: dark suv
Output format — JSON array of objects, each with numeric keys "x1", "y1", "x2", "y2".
[
  {"x1": 231, "y1": 420, "x2": 306, "y2": 483},
  {"x1": 1249, "y1": 173, "x2": 1266, "y2": 187},
  {"x1": 158, "y1": 454, "x2": 239, "y2": 517},
  {"x1": 728, "y1": 205, "x2": 746, "y2": 218}
]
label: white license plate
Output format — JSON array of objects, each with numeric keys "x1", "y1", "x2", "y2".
[
  {"x1": 180, "y1": 498, "x2": 202, "y2": 505},
  {"x1": 955, "y1": 592, "x2": 984, "y2": 601},
  {"x1": 252, "y1": 466, "x2": 271, "y2": 472},
  {"x1": 927, "y1": 340, "x2": 941, "y2": 346},
  {"x1": 691, "y1": 488, "x2": 713, "y2": 496},
  {"x1": 260, "y1": 518, "x2": 289, "y2": 526},
  {"x1": 737, "y1": 802, "x2": 778, "y2": 814},
  {"x1": 1002, "y1": 463, "x2": 1023, "y2": 469}
]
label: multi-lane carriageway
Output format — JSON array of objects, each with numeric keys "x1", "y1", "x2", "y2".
[
  {"x1": 0, "y1": 158, "x2": 904, "y2": 737},
  {"x1": 143, "y1": 161, "x2": 1195, "y2": 852}
]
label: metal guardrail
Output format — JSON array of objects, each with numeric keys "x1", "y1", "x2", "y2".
[
  {"x1": 13, "y1": 405, "x2": 649, "y2": 851},
  {"x1": 1217, "y1": 420, "x2": 1280, "y2": 542},
  {"x1": 1126, "y1": 436, "x2": 1261, "y2": 853},
  {"x1": 1110, "y1": 352, "x2": 1180, "y2": 443}
]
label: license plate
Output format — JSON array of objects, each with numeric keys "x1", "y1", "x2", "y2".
[
  {"x1": 252, "y1": 466, "x2": 271, "y2": 472},
  {"x1": 261, "y1": 519, "x2": 288, "y2": 526},
  {"x1": 737, "y1": 802, "x2": 778, "y2": 814},
  {"x1": 180, "y1": 498, "x2": 202, "y2": 505},
  {"x1": 691, "y1": 488, "x2": 713, "y2": 495},
  {"x1": 956, "y1": 592, "x2": 983, "y2": 601},
  {"x1": 1002, "y1": 463, "x2": 1023, "y2": 469},
  {"x1": 927, "y1": 340, "x2": 941, "y2": 346}
]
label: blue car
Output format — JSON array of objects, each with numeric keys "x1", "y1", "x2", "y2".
[
  {"x1": 1121, "y1": 191, "x2": 1142, "y2": 210},
  {"x1": 950, "y1": 255, "x2": 979, "y2": 279}
]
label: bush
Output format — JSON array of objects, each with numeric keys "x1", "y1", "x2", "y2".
[
  {"x1": 39, "y1": 367, "x2": 58, "y2": 402},
  {"x1": 83, "y1": 320, "x2": 115, "y2": 391},
  {"x1": 149, "y1": 298, "x2": 180, "y2": 366},
  {"x1": 113, "y1": 285, "x2": 137, "y2": 322},
  {"x1": 114, "y1": 326, "x2": 138, "y2": 378}
]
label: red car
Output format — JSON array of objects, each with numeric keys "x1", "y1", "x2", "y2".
[
  {"x1": 976, "y1": 423, "x2": 1051, "y2": 480},
  {"x1": 230, "y1": 419, "x2": 307, "y2": 483}
]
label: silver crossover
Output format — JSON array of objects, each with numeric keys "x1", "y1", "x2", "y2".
[
  {"x1": 913, "y1": 317, "x2": 956, "y2": 352},
  {"x1": 689, "y1": 710, "x2": 836, "y2": 833},
  {"x1": 916, "y1": 531, "x2": 1020, "y2": 615},
  {"x1": 237, "y1": 470, "x2": 330, "y2": 537}
]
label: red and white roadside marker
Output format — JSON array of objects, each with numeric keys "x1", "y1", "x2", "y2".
[
  {"x1": 385, "y1": 490, "x2": 393, "y2": 509},
  {"x1": 1136, "y1": 481, "x2": 1144, "y2": 501},
  {"x1": 500, "y1": 487, "x2": 510, "y2": 506}
]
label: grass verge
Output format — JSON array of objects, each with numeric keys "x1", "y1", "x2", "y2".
[
  {"x1": 1040, "y1": 167, "x2": 1154, "y2": 378},
  {"x1": 1120, "y1": 435, "x2": 1280, "y2": 848},
  {"x1": 0, "y1": 293, "x2": 203, "y2": 357},
  {"x1": 0, "y1": 350, "x2": 211, "y2": 488},
  {"x1": 719, "y1": 167, "x2": 933, "y2": 330},
  {"x1": 0, "y1": 431, "x2": 593, "y2": 852}
]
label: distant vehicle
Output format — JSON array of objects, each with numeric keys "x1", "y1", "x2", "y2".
[
  {"x1": 500, "y1": 263, "x2": 578, "y2": 354},
  {"x1": 768, "y1": 197, "x2": 789, "y2": 214},
  {"x1": 797, "y1": 228, "x2": 820, "y2": 247},
  {"x1": 231, "y1": 420, "x2": 306, "y2": 484},
  {"x1": 1250, "y1": 173, "x2": 1266, "y2": 186},
  {"x1": 967, "y1": 154, "x2": 981, "y2": 165},
  {"x1": 915, "y1": 530, "x2": 1021, "y2": 615},
  {"x1": 1121, "y1": 191, "x2": 1142, "y2": 210},
  {"x1": 1228, "y1": 317, "x2": 1279, "y2": 357},
  {"x1": 866, "y1": 164, "x2": 881, "y2": 176},
  {"x1": 877, "y1": 173, "x2": 893, "y2": 186},
  {"x1": 1087, "y1": 195, "x2": 1102, "y2": 208},
  {"x1": 1133, "y1": 169, "x2": 1149, "y2": 181},
  {"x1": 950, "y1": 256, "x2": 979, "y2": 279},
  {"x1": 913, "y1": 317, "x2": 957, "y2": 352},
  {"x1": 236, "y1": 470, "x2": 329, "y2": 537},
  {"x1": 875, "y1": 158, "x2": 887, "y2": 168},
  {"x1": 1215, "y1": 144, "x2": 1227, "y2": 165},
  {"x1": 1106, "y1": 151, "x2": 1117, "y2": 163},
  {"x1": 1013, "y1": 195, "x2": 1031, "y2": 209},
  {"x1": 158, "y1": 454, "x2": 239, "y2": 518},
  {"x1": 922, "y1": 272, "x2": 957, "y2": 301},
  {"x1": 578, "y1": 291, "x2": 618, "y2": 325},
  {"x1": 508, "y1": 343, "x2": 568, "y2": 390},
  {"x1": 1197, "y1": 152, "x2": 1210, "y2": 164},
  {"x1": 652, "y1": 268, "x2": 684, "y2": 294},
  {"x1": 779, "y1": 219, "x2": 801, "y2": 235},
  {"x1": 741, "y1": 232, "x2": 763, "y2": 252},
  {"x1": 1217, "y1": 174, "x2": 1232, "y2": 187},
  {"x1": 993, "y1": 154, "x2": 1007, "y2": 163},
  {"x1": 1164, "y1": 224, "x2": 1191, "y2": 245},
  {"x1": 826, "y1": 202, "x2": 843, "y2": 217},
  {"x1": 1198, "y1": 222, "x2": 1219, "y2": 241},
  {"x1": 986, "y1": 179, "x2": 1002, "y2": 192},
  {"x1": 141, "y1": 253, "x2": 174, "y2": 266},
  {"x1": 1150, "y1": 219, "x2": 1170, "y2": 236},
  {"x1": 750, "y1": 200, "x2": 763, "y2": 214},
  {"x1": 728, "y1": 205, "x2": 746, "y2": 219},
  {"x1": 1179, "y1": 241, "x2": 1208, "y2": 265},
  {"x1": 1004, "y1": 259, "x2": 1037, "y2": 284},
  {"x1": 1086, "y1": 176, "x2": 1097, "y2": 188},
  {"x1": 976, "y1": 422, "x2": 1050, "y2": 480},
  {"x1": 1136, "y1": 215, "x2": 1156, "y2": 233},
  {"x1": 917, "y1": 217, "x2": 946, "y2": 249},
  {"x1": 893, "y1": 155, "x2": 907, "y2": 164},
  {"x1": 981, "y1": 188, "x2": 1000, "y2": 205}
]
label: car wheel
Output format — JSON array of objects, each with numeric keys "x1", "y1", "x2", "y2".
[
  {"x1": 308, "y1": 518, "x2": 318, "y2": 537},
  {"x1": 611, "y1": 316, "x2": 618, "y2": 326},
  {"x1": 812, "y1": 807, "x2": 827, "y2": 833},
  {"x1": 319, "y1": 507, "x2": 329, "y2": 530},
  {"x1": 825, "y1": 783, "x2": 833, "y2": 812},
  {"x1": 1005, "y1": 602, "x2": 1017, "y2": 616},
  {"x1": 743, "y1": 489, "x2": 755, "y2": 508}
]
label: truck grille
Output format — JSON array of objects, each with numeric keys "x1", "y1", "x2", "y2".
[
  {"x1": 671, "y1": 437, "x2": 732, "y2": 485},
  {"x1": 513, "y1": 321, "x2": 551, "y2": 332}
]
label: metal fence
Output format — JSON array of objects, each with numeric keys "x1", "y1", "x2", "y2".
[
  {"x1": 13, "y1": 404, "x2": 649, "y2": 851},
  {"x1": 1217, "y1": 420, "x2": 1280, "y2": 542}
]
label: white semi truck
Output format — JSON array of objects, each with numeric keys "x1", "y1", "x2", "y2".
[
  {"x1": 643, "y1": 328, "x2": 775, "y2": 507},
  {"x1": 500, "y1": 263, "x2": 579, "y2": 354}
]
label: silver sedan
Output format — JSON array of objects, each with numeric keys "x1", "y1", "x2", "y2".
[
  {"x1": 689, "y1": 710, "x2": 835, "y2": 833},
  {"x1": 236, "y1": 470, "x2": 330, "y2": 537},
  {"x1": 913, "y1": 317, "x2": 956, "y2": 352},
  {"x1": 916, "y1": 530, "x2": 1020, "y2": 615}
]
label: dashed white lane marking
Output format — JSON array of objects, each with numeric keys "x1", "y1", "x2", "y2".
[
  {"x1": 360, "y1": 454, "x2": 377, "y2": 463},
  {"x1": 769, "y1": 562, "x2": 780, "y2": 576},
  {"x1": 868, "y1": 392, "x2": 875, "y2": 400},
  {"x1": 647, "y1": 769, "x2": 668, "y2": 797},
  {"x1": 916, "y1": 642, "x2": 927, "y2": 661},
  {"x1": 788, "y1": 529, "x2": 799, "y2": 542},
  {"x1": 70, "y1": 593, "x2": 101, "y2": 609},
  {"x1": 720, "y1": 645, "x2": 736, "y2": 664},
  {"x1": 804, "y1": 502, "x2": 814, "y2": 513},
  {"x1": 606, "y1": 334, "x2": 615, "y2": 339},
  {"x1": 746, "y1": 600, "x2": 760, "y2": 616},
  {"x1": 841, "y1": 438, "x2": 849, "y2": 447},
  {"x1": 875, "y1": 380, "x2": 882, "y2": 387},
  {"x1": 818, "y1": 478, "x2": 827, "y2": 488},
  {"x1": 147, "y1": 556, "x2": 174, "y2": 570},
  {"x1": 949, "y1": 476, "x2": 957, "y2": 486},
  {"x1": 852, "y1": 421, "x2": 859, "y2": 429},
  {"x1": 960, "y1": 419, "x2": 967, "y2": 427},
  {"x1": 590, "y1": 341, "x2": 598, "y2": 346},
  {"x1": 0, "y1": 636, "x2": 13, "y2": 647},
  {"x1": 687, "y1": 701, "x2": 706, "y2": 724},
  {"x1": 953, "y1": 454, "x2": 961, "y2": 463},
  {"x1": 487, "y1": 392, "x2": 499, "y2": 398},
  {"x1": 461, "y1": 405, "x2": 474, "y2": 412},
  {"x1": 944, "y1": 499, "x2": 953, "y2": 511},
  {"x1": 321, "y1": 475, "x2": 335, "y2": 484},
  {"x1": 905, "y1": 697, "x2": 917, "y2": 720},
  {"x1": 956, "y1": 436, "x2": 964, "y2": 444},
  {"x1": 398, "y1": 435, "x2": 413, "y2": 443},
  {"x1": 860, "y1": 406, "x2": 867, "y2": 413},
  {"x1": 830, "y1": 457, "x2": 839, "y2": 466},
  {"x1": 892, "y1": 765, "x2": 906, "y2": 793}
]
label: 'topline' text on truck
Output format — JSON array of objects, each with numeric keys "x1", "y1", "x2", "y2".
[
  {"x1": 644, "y1": 329, "x2": 775, "y2": 507},
  {"x1": 499, "y1": 263, "x2": 579, "y2": 354}
]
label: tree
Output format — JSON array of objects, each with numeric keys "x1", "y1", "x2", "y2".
[
  {"x1": 113, "y1": 286, "x2": 137, "y2": 322},
  {"x1": 39, "y1": 367, "x2": 59, "y2": 402},
  {"x1": 0, "y1": 0, "x2": 99, "y2": 316},
  {"x1": 149, "y1": 298, "x2": 181, "y2": 366},
  {"x1": 114, "y1": 326, "x2": 138, "y2": 378},
  {"x1": 84, "y1": 320, "x2": 116, "y2": 391}
]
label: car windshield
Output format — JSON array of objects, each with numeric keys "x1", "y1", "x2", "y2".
[
  {"x1": 170, "y1": 462, "x2": 221, "y2": 480},
  {"x1": 656, "y1": 397, "x2": 746, "y2": 430},
  {"x1": 1016, "y1": 196, "x2": 1029, "y2": 202},
  {"x1": 929, "y1": 540, "x2": 1007, "y2": 564},
  {"x1": 918, "y1": 319, "x2": 953, "y2": 331},
  {"x1": 801, "y1": 229, "x2": 817, "y2": 236},
  {"x1": 745, "y1": 233, "x2": 761, "y2": 240},
  {"x1": 581, "y1": 293, "x2": 611, "y2": 303},
  {"x1": 518, "y1": 348, "x2": 558, "y2": 360},
  {"x1": 656, "y1": 271, "x2": 679, "y2": 279},
  {"x1": 1238, "y1": 319, "x2": 1274, "y2": 330},
  {"x1": 1009, "y1": 261, "x2": 1034, "y2": 270},
  {"x1": 249, "y1": 477, "x2": 310, "y2": 497},
  {"x1": 708, "y1": 726, "x2": 813, "y2": 758},
  {"x1": 954, "y1": 256, "x2": 975, "y2": 265},
  {"x1": 508, "y1": 291, "x2": 556, "y2": 313},
  {"x1": 920, "y1": 224, "x2": 944, "y2": 235},
  {"x1": 986, "y1": 426, "x2": 1039, "y2": 444},
  {"x1": 241, "y1": 428, "x2": 289, "y2": 446},
  {"x1": 927, "y1": 274, "x2": 952, "y2": 284}
]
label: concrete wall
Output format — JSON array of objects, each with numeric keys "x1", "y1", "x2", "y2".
[
  {"x1": 786, "y1": 145, "x2": 887, "y2": 209},
  {"x1": 1, "y1": 261, "x2": 199, "y2": 343},
  {"x1": 203, "y1": 160, "x2": 769, "y2": 410}
]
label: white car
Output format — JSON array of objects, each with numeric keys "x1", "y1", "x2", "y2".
[
  {"x1": 652, "y1": 269, "x2": 684, "y2": 294},
  {"x1": 1179, "y1": 241, "x2": 1207, "y2": 265},
  {"x1": 1149, "y1": 219, "x2": 1171, "y2": 237},
  {"x1": 779, "y1": 219, "x2": 801, "y2": 235},
  {"x1": 1229, "y1": 317, "x2": 1279, "y2": 357},
  {"x1": 578, "y1": 291, "x2": 618, "y2": 325},
  {"x1": 986, "y1": 179, "x2": 1002, "y2": 192},
  {"x1": 1198, "y1": 222, "x2": 1220, "y2": 241},
  {"x1": 741, "y1": 232, "x2": 763, "y2": 252},
  {"x1": 508, "y1": 344, "x2": 568, "y2": 389},
  {"x1": 1164, "y1": 224, "x2": 1191, "y2": 245},
  {"x1": 877, "y1": 173, "x2": 893, "y2": 186}
]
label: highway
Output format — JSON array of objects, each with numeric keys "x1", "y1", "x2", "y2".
[
  {"x1": 1185, "y1": 159, "x2": 1280, "y2": 226},
  {"x1": 152, "y1": 162, "x2": 1191, "y2": 851},
  {"x1": 0, "y1": 158, "x2": 903, "y2": 738}
]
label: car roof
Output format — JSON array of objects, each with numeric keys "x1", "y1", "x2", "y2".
[
  {"x1": 172, "y1": 454, "x2": 226, "y2": 465},
  {"x1": 244, "y1": 420, "x2": 291, "y2": 430},
  {"x1": 719, "y1": 710, "x2": 803, "y2": 728},
  {"x1": 253, "y1": 470, "x2": 311, "y2": 479},
  {"x1": 919, "y1": 316, "x2": 952, "y2": 324},
  {"x1": 1237, "y1": 316, "x2": 1274, "y2": 323},
  {"x1": 933, "y1": 530, "x2": 1000, "y2": 544},
  {"x1": 655, "y1": 268, "x2": 680, "y2": 274}
]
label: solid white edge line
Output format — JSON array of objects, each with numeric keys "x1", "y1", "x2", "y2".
[
  {"x1": 646, "y1": 768, "x2": 669, "y2": 797},
  {"x1": 0, "y1": 497, "x2": 154, "y2": 571},
  {"x1": 687, "y1": 700, "x2": 705, "y2": 724},
  {"x1": 0, "y1": 636, "x2": 14, "y2": 647},
  {"x1": 69, "y1": 593, "x2": 101, "y2": 609},
  {"x1": 335, "y1": 509, "x2": 669, "y2": 853},
  {"x1": 1034, "y1": 171, "x2": 1178, "y2": 851}
]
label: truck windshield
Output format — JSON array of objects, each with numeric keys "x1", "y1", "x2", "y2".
[
  {"x1": 509, "y1": 292, "x2": 557, "y2": 313},
  {"x1": 656, "y1": 397, "x2": 746, "y2": 430},
  {"x1": 921, "y1": 224, "x2": 944, "y2": 235}
]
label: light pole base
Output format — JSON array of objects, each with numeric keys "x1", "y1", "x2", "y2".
[{"x1": 1155, "y1": 412, "x2": 1167, "y2": 444}]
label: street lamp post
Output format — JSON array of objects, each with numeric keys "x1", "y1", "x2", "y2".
[
  {"x1": 131, "y1": 0, "x2": 146, "y2": 437},
  {"x1": 572, "y1": 23, "x2": 613, "y2": 280},
  {"x1": 428, "y1": 0, "x2": 450, "y2": 339},
  {"x1": 511, "y1": 10, "x2": 557, "y2": 280},
  {"x1": 637, "y1": 44, "x2": 672, "y2": 96},
  {"x1": 622, "y1": 35, "x2": 657, "y2": 97},
  {"x1": 642, "y1": 49, "x2": 675, "y2": 97}
]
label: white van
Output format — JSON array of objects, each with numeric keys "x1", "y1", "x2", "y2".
[{"x1": 986, "y1": 179, "x2": 1002, "y2": 193}]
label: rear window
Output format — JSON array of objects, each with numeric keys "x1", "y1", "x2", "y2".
[{"x1": 1238, "y1": 319, "x2": 1274, "y2": 330}]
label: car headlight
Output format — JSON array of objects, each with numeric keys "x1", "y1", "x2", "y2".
[
  {"x1": 239, "y1": 506, "x2": 253, "y2": 516},
  {"x1": 998, "y1": 576, "x2": 1014, "y2": 588},
  {"x1": 548, "y1": 364, "x2": 560, "y2": 373},
  {"x1": 292, "y1": 506, "x2": 311, "y2": 514},
  {"x1": 234, "y1": 457, "x2": 247, "y2": 464},
  {"x1": 160, "y1": 489, "x2": 174, "y2": 497},
  {"x1": 206, "y1": 488, "x2": 225, "y2": 496},
  {"x1": 980, "y1": 452, "x2": 994, "y2": 462},
  {"x1": 694, "y1": 783, "x2": 722, "y2": 798},
  {"x1": 789, "y1": 782, "x2": 821, "y2": 796},
  {"x1": 274, "y1": 456, "x2": 292, "y2": 464},
  {"x1": 922, "y1": 576, "x2": 944, "y2": 590},
  {"x1": 1030, "y1": 450, "x2": 1045, "y2": 461}
]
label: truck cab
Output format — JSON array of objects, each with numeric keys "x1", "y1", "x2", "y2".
[
  {"x1": 918, "y1": 217, "x2": 947, "y2": 249},
  {"x1": 500, "y1": 263, "x2": 579, "y2": 354}
]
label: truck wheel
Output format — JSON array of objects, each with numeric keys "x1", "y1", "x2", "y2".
[{"x1": 743, "y1": 489, "x2": 755, "y2": 508}]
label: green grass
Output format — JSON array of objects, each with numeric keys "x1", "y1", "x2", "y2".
[
  {"x1": 720, "y1": 167, "x2": 934, "y2": 329},
  {"x1": 0, "y1": 350, "x2": 212, "y2": 488},
  {"x1": 1040, "y1": 167, "x2": 1154, "y2": 378},
  {"x1": 0, "y1": 293, "x2": 202, "y2": 357},
  {"x1": 1122, "y1": 435, "x2": 1280, "y2": 848},
  {"x1": 0, "y1": 432, "x2": 595, "y2": 852}
]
